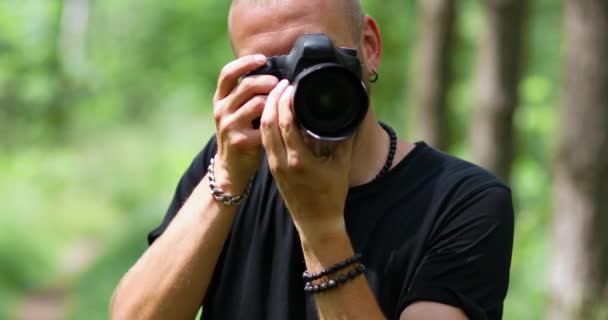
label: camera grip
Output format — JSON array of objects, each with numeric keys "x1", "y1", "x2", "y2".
[{"x1": 246, "y1": 60, "x2": 280, "y2": 78}]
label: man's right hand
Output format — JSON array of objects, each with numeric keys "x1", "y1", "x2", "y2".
[
  {"x1": 212, "y1": 54, "x2": 279, "y2": 194},
  {"x1": 111, "y1": 59, "x2": 278, "y2": 318}
]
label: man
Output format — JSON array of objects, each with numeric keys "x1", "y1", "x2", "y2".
[{"x1": 111, "y1": 0, "x2": 514, "y2": 319}]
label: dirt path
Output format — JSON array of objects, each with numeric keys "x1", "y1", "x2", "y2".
[{"x1": 14, "y1": 239, "x2": 99, "y2": 320}]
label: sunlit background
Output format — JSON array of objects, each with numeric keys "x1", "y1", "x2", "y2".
[{"x1": 1, "y1": 0, "x2": 565, "y2": 319}]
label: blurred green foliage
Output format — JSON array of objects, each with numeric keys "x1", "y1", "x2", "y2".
[{"x1": 0, "y1": 0, "x2": 561, "y2": 319}]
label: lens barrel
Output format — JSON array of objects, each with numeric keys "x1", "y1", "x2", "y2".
[{"x1": 293, "y1": 64, "x2": 369, "y2": 141}]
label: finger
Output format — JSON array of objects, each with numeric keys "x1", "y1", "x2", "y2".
[
  {"x1": 224, "y1": 75, "x2": 278, "y2": 113},
  {"x1": 278, "y1": 85, "x2": 308, "y2": 154},
  {"x1": 229, "y1": 95, "x2": 267, "y2": 127},
  {"x1": 215, "y1": 54, "x2": 267, "y2": 101},
  {"x1": 216, "y1": 96, "x2": 265, "y2": 141},
  {"x1": 261, "y1": 80, "x2": 290, "y2": 161},
  {"x1": 228, "y1": 128, "x2": 263, "y2": 150}
]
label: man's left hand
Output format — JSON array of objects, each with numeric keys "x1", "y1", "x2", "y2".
[{"x1": 259, "y1": 80, "x2": 354, "y2": 240}]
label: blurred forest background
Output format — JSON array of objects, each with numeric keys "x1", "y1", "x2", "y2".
[{"x1": 1, "y1": 0, "x2": 607, "y2": 319}]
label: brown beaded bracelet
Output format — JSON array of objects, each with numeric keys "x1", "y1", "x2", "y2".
[
  {"x1": 302, "y1": 253, "x2": 362, "y2": 282},
  {"x1": 304, "y1": 263, "x2": 366, "y2": 294}
]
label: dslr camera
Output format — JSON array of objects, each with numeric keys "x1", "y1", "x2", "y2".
[{"x1": 248, "y1": 33, "x2": 369, "y2": 141}]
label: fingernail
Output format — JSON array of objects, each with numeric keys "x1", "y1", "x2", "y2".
[
  {"x1": 254, "y1": 54, "x2": 266, "y2": 63},
  {"x1": 279, "y1": 79, "x2": 289, "y2": 87},
  {"x1": 286, "y1": 85, "x2": 295, "y2": 96}
]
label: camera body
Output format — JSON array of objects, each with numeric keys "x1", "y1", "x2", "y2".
[{"x1": 248, "y1": 33, "x2": 369, "y2": 141}]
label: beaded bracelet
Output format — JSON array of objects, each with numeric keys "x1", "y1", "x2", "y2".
[
  {"x1": 302, "y1": 253, "x2": 362, "y2": 282},
  {"x1": 304, "y1": 263, "x2": 366, "y2": 294}
]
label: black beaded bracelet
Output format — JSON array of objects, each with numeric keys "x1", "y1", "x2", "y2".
[
  {"x1": 304, "y1": 263, "x2": 366, "y2": 294},
  {"x1": 302, "y1": 253, "x2": 362, "y2": 282}
]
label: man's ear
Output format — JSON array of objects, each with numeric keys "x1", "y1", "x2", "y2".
[{"x1": 360, "y1": 15, "x2": 382, "y2": 72}]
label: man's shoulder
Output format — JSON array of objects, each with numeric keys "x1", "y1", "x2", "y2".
[
  {"x1": 421, "y1": 144, "x2": 510, "y2": 195},
  {"x1": 421, "y1": 146, "x2": 513, "y2": 228},
  {"x1": 399, "y1": 143, "x2": 512, "y2": 220}
]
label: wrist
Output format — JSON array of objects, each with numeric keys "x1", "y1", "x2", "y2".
[
  {"x1": 298, "y1": 219, "x2": 355, "y2": 275},
  {"x1": 212, "y1": 156, "x2": 253, "y2": 195},
  {"x1": 297, "y1": 217, "x2": 348, "y2": 251},
  {"x1": 207, "y1": 156, "x2": 252, "y2": 207}
]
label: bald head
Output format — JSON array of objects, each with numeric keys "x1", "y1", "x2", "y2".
[
  {"x1": 230, "y1": 0, "x2": 364, "y2": 40},
  {"x1": 229, "y1": 0, "x2": 365, "y2": 56}
]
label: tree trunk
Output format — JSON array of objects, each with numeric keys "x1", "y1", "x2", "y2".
[
  {"x1": 548, "y1": 1, "x2": 608, "y2": 319},
  {"x1": 58, "y1": 0, "x2": 90, "y2": 78},
  {"x1": 48, "y1": 0, "x2": 90, "y2": 133},
  {"x1": 412, "y1": 0, "x2": 455, "y2": 151},
  {"x1": 470, "y1": 0, "x2": 526, "y2": 182}
]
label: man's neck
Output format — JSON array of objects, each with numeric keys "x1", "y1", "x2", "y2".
[{"x1": 349, "y1": 112, "x2": 415, "y2": 187}]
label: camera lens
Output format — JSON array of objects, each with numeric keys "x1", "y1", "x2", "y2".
[{"x1": 293, "y1": 64, "x2": 368, "y2": 140}]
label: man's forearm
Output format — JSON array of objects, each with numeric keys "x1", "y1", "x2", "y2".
[
  {"x1": 111, "y1": 175, "x2": 237, "y2": 320},
  {"x1": 299, "y1": 220, "x2": 386, "y2": 320}
]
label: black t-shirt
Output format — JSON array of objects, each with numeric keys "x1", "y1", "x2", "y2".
[{"x1": 148, "y1": 136, "x2": 514, "y2": 320}]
